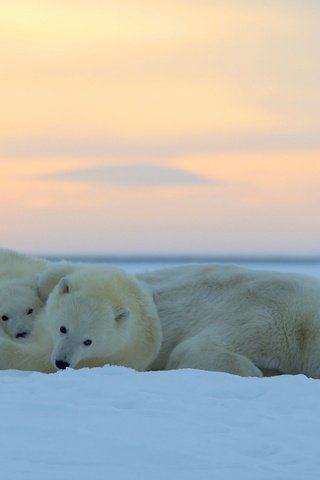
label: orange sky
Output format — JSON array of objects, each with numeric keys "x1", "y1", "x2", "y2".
[{"x1": 1, "y1": 1, "x2": 320, "y2": 255}]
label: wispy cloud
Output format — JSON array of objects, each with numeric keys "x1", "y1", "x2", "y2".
[
  {"x1": 44, "y1": 164, "x2": 212, "y2": 186},
  {"x1": 1, "y1": 132, "x2": 320, "y2": 162}
]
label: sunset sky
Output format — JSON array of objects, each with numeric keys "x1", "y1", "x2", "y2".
[{"x1": 1, "y1": 0, "x2": 320, "y2": 256}]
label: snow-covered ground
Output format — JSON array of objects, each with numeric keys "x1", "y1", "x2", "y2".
[
  {"x1": 1, "y1": 260, "x2": 320, "y2": 480},
  {"x1": 2, "y1": 367, "x2": 320, "y2": 480}
]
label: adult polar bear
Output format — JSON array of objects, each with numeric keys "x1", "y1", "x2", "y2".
[
  {"x1": 0, "y1": 265, "x2": 162, "y2": 373},
  {"x1": 37, "y1": 262, "x2": 320, "y2": 377},
  {"x1": 137, "y1": 263, "x2": 320, "y2": 377}
]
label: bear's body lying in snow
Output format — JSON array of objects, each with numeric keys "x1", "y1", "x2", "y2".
[{"x1": 137, "y1": 263, "x2": 320, "y2": 377}]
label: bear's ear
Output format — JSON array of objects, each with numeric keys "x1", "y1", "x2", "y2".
[
  {"x1": 38, "y1": 263, "x2": 78, "y2": 302},
  {"x1": 114, "y1": 306, "x2": 130, "y2": 322},
  {"x1": 58, "y1": 278, "x2": 70, "y2": 295}
]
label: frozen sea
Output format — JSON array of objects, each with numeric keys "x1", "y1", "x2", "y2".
[{"x1": 1, "y1": 257, "x2": 320, "y2": 480}]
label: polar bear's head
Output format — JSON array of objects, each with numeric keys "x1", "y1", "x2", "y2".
[
  {"x1": 46, "y1": 265, "x2": 162, "y2": 372},
  {"x1": 0, "y1": 283, "x2": 43, "y2": 339}
]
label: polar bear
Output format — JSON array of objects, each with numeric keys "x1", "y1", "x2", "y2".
[
  {"x1": 0, "y1": 282, "x2": 43, "y2": 339},
  {"x1": 136, "y1": 263, "x2": 320, "y2": 378},
  {"x1": 0, "y1": 249, "x2": 48, "y2": 339},
  {"x1": 0, "y1": 265, "x2": 162, "y2": 373},
  {"x1": 37, "y1": 262, "x2": 320, "y2": 378},
  {"x1": 0, "y1": 310, "x2": 54, "y2": 372}
]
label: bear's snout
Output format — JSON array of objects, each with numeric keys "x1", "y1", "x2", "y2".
[
  {"x1": 16, "y1": 331, "x2": 28, "y2": 339},
  {"x1": 55, "y1": 360, "x2": 70, "y2": 370}
]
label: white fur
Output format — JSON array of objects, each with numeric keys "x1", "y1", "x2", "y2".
[
  {"x1": 47, "y1": 266, "x2": 162, "y2": 371},
  {"x1": 38, "y1": 261, "x2": 82, "y2": 302},
  {"x1": 0, "y1": 249, "x2": 48, "y2": 339},
  {"x1": 4, "y1": 261, "x2": 320, "y2": 379},
  {"x1": 137, "y1": 264, "x2": 320, "y2": 378},
  {"x1": 0, "y1": 282, "x2": 43, "y2": 339},
  {"x1": 0, "y1": 311, "x2": 54, "y2": 372},
  {"x1": 0, "y1": 265, "x2": 162, "y2": 373},
  {"x1": 0, "y1": 249, "x2": 48, "y2": 281}
]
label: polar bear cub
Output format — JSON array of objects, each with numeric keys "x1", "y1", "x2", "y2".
[
  {"x1": 0, "y1": 282, "x2": 43, "y2": 339},
  {"x1": 0, "y1": 249, "x2": 48, "y2": 339}
]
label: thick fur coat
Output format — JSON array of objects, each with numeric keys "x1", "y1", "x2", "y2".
[{"x1": 137, "y1": 263, "x2": 320, "y2": 378}]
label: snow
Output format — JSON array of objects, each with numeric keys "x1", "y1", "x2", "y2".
[
  {"x1": 1, "y1": 260, "x2": 320, "y2": 479},
  {"x1": 1, "y1": 368, "x2": 320, "y2": 480}
]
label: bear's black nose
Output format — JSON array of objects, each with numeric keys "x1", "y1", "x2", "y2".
[
  {"x1": 16, "y1": 332, "x2": 27, "y2": 338},
  {"x1": 55, "y1": 360, "x2": 70, "y2": 370}
]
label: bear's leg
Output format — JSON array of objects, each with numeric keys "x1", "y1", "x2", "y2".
[{"x1": 166, "y1": 334, "x2": 263, "y2": 377}]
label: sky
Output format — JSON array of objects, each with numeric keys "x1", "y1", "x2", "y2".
[{"x1": 1, "y1": 0, "x2": 320, "y2": 256}]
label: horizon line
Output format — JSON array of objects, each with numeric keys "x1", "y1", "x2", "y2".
[{"x1": 40, "y1": 254, "x2": 320, "y2": 264}]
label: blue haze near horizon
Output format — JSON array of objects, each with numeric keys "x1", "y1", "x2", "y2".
[{"x1": 43, "y1": 255, "x2": 320, "y2": 277}]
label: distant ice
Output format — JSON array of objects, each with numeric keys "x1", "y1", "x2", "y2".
[
  {"x1": 108, "y1": 259, "x2": 320, "y2": 277},
  {"x1": 45, "y1": 256, "x2": 320, "y2": 277}
]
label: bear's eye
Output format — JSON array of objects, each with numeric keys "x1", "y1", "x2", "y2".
[
  {"x1": 83, "y1": 339, "x2": 92, "y2": 346},
  {"x1": 60, "y1": 326, "x2": 67, "y2": 334},
  {"x1": 27, "y1": 308, "x2": 33, "y2": 315},
  {"x1": 1, "y1": 315, "x2": 9, "y2": 321}
]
